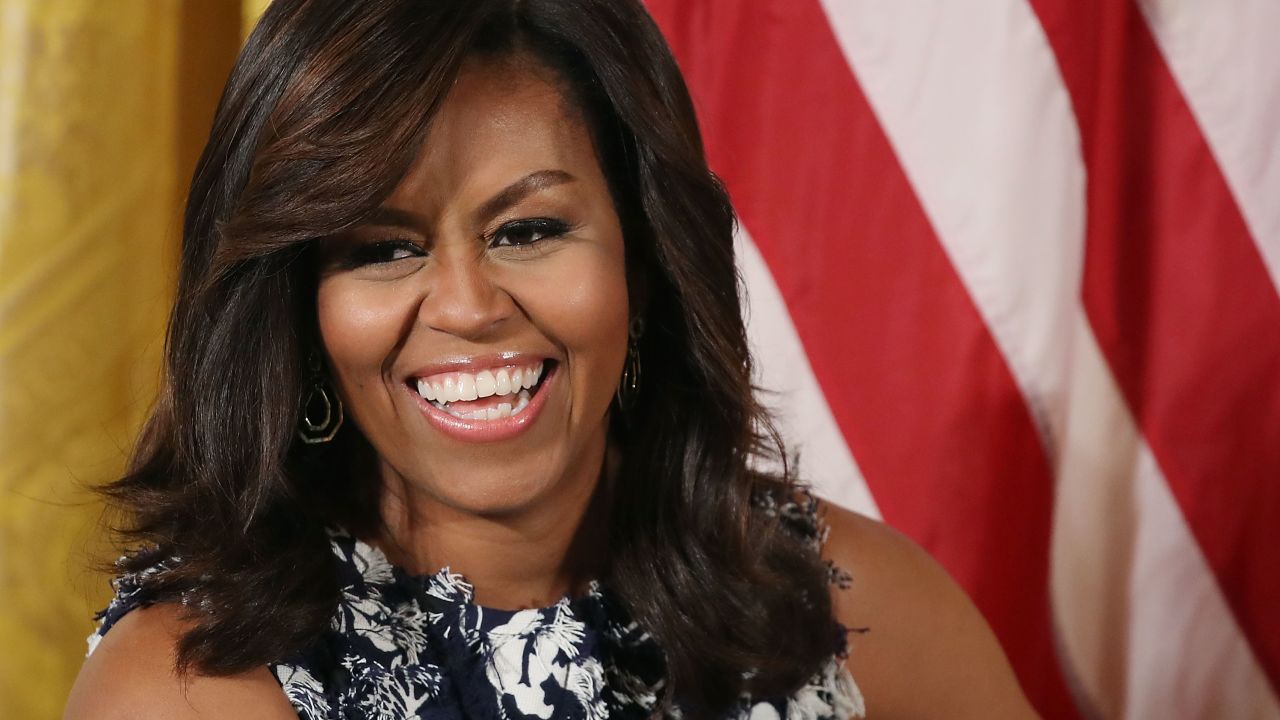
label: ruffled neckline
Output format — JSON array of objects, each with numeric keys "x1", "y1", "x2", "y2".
[
  {"x1": 302, "y1": 527, "x2": 667, "y2": 719},
  {"x1": 344, "y1": 530, "x2": 606, "y2": 624},
  {"x1": 299, "y1": 526, "x2": 862, "y2": 720}
]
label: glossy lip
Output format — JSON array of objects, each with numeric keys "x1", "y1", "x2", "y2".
[
  {"x1": 405, "y1": 351, "x2": 550, "y2": 381},
  {"x1": 405, "y1": 354, "x2": 559, "y2": 443}
]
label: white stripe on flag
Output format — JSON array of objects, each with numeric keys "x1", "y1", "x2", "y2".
[
  {"x1": 737, "y1": 227, "x2": 880, "y2": 518},
  {"x1": 814, "y1": 0, "x2": 1083, "y2": 456},
  {"x1": 1052, "y1": 314, "x2": 1280, "y2": 719},
  {"x1": 1124, "y1": 445, "x2": 1280, "y2": 720},
  {"x1": 1138, "y1": 0, "x2": 1280, "y2": 295}
]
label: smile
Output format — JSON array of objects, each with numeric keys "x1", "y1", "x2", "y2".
[
  {"x1": 407, "y1": 358, "x2": 556, "y2": 442},
  {"x1": 415, "y1": 360, "x2": 546, "y2": 419}
]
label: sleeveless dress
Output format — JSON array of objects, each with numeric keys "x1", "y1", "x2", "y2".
[{"x1": 87, "y1": 494, "x2": 865, "y2": 719}]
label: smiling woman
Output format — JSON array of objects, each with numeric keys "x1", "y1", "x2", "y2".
[
  {"x1": 317, "y1": 60, "x2": 630, "y2": 524},
  {"x1": 63, "y1": 1, "x2": 1036, "y2": 719}
]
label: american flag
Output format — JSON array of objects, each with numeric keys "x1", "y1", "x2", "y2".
[{"x1": 642, "y1": 1, "x2": 1280, "y2": 718}]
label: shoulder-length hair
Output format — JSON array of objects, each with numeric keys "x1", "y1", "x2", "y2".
[{"x1": 106, "y1": 0, "x2": 843, "y2": 714}]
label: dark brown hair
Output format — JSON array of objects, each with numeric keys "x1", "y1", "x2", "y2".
[{"x1": 105, "y1": 0, "x2": 844, "y2": 714}]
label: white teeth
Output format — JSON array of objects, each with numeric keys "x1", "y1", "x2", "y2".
[
  {"x1": 433, "y1": 390, "x2": 532, "y2": 421},
  {"x1": 457, "y1": 374, "x2": 478, "y2": 401},
  {"x1": 414, "y1": 361, "x2": 547, "y2": 412},
  {"x1": 494, "y1": 368, "x2": 512, "y2": 395},
  {"x1": 475, "y1": 370, "x2": 496, "y2": 398}
]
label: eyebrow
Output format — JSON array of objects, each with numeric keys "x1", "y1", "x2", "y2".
[
  {"x1": 360, "y1": 206, "x2": 428, "y2": 229},
  {"x1": 472, "y1": 169, "x2": 576, "y2": 225},
  {"x1": 360, "y1": 169, "x2": 576, "y2": 232}
]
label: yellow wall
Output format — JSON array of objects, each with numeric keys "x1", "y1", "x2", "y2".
[
  {"x1": 0, "y1": 2, "x2": 248, "y2": 716},
  {"x1": 242, "y1": 0, "x2": 272, "y2": 39}
]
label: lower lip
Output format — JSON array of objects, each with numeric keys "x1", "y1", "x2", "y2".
[{"x1": 409, "y1": 365, "x2": 557, "y2": 443}]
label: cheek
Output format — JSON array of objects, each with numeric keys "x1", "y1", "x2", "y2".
[
  {"x1": 525, "y1": 246, "x2": 630, "y2": 392},
  {"x1": 316, "y1": 279, "x2": 413, "y2": 393},
  {"x1": 563, "y1": 272, "x2": 629, "y2": 358},
  {"x1": 496, "y1": 244, "x2": 629, "y2": 395}
]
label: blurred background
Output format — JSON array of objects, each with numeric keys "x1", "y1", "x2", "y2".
[
  {"x1": 0, "y1": 2, "x2": 265, "y2": 717},
  {"x1": 1, "y1": 1, "x2": 1276, "y2": 719}
]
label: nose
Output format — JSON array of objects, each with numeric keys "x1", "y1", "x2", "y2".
[{"x1": 417, "y1": 253, "x2": 515, "y2": 340}]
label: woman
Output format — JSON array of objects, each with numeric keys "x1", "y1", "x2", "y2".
[{"x1": 66, "y1": 0, "x2": 1038, "y2": 718}]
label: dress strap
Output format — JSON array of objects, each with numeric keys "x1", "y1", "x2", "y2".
[
  {"x1": 754, "y1": 484, "x2": 854, "y2": 589},
  {"x1": 85, "y1": 548, "x2": 177, "y2": 657}
]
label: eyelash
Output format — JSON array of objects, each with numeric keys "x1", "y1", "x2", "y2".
[
  {"x1": 348, "y1": 218, "x2": 571, "y2": 267},
  {"x1": 347, "y1": 240, "x2": 422, "y2": 266},
  {"x1": 488, "y1": 217, "x2": 571, "y2": 249}
]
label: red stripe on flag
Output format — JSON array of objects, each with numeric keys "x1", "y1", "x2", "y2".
[
  {"x1": 643, "y1": 1, "x2": 1081, "y2": 715},
  {"x1": 1027, "y1": 0, "x2": 1280, "y2": 693}
]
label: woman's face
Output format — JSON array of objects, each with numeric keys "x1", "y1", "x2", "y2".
[{"x1": 316, "y1": 56, "x2": 630, "y2": 517}]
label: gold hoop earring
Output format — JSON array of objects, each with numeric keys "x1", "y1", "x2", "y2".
[
  {"x1": 616, "y1": 316, "x2": 644, "y2": 411},
  {"x1": 298, "y1": 354, "x2": 343, "y2": 444}
]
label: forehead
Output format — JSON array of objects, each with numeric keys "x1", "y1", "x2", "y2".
[{"x1": 386, "y1": 55, "x2": 601, "y2": 209}]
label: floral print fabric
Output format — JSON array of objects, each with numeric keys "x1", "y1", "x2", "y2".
[{"x1": 89, "y1": 498, "x2": 865, "y2": 719}]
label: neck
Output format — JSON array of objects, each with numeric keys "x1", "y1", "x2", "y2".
[{"x1": 374, "y1": 440, "x2": 617, "y2": 610}]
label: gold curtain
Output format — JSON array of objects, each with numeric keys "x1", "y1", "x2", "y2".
[{"x1": 0, "y1": 2, "x2": 259, "y2": 716}]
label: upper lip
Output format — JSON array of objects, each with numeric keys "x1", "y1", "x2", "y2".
[{"x1": 404, "y1": 351, "x2": 555, "y2": 381}]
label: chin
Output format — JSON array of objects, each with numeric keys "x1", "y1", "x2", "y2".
[
  {"x1": 372, "y1": 419, "x2": 605, "y2": 522},
  {"x1": 403, "y1": 460, "x2": 566, "y2": 518}
]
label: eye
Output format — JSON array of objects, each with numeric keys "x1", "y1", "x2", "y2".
[
  {"x1": 489, "y1": 218, "x2": 571, "y2": 249},
  {"x1": 346, "y1": 239, "x2": 424, "y2": 267}
]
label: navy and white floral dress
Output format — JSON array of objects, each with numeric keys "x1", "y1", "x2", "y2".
[{"x1": 87, "y1": 500, "x2": 864, "y2": 719}]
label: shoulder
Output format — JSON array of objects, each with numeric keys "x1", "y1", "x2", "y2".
[
  {"x1": 816, "y1": 501, "x2": 1041, "y2": 720},
  {"x1": 64, "y1": 603, "x2": 298, "y2": 720}
]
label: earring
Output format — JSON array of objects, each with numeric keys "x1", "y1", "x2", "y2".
[
  {"x1": 298, "y1": 353, "x2": 343, "y2": 444},
  {"x1": 616, "y1": 316, "x2": 644, "y2": 411}
]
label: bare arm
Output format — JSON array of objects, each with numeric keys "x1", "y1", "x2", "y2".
[
  {"x1": 64, "y1": 604, "x2": 299, "y2": 720},
  {"x1": 819, "y1": 501, "x2": 1041, "y2": 719}
]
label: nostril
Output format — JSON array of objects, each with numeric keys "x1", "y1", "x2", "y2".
[{"x1": 416, "y1": 268, "x2": 515, "y2": 338}]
